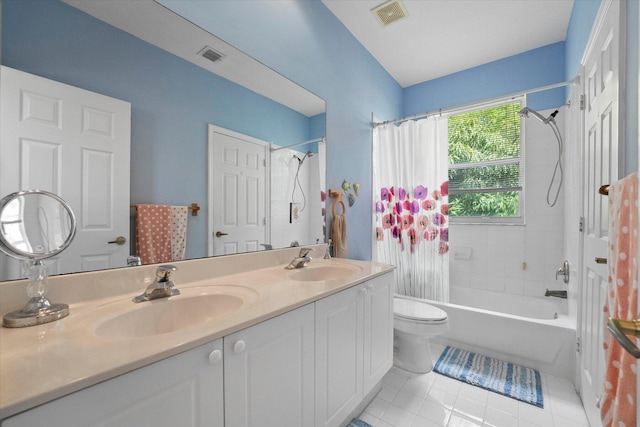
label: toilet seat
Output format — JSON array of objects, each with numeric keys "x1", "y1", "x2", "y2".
[{"x1": 394, "y1": 297, "x2": 447, "y2": 323}]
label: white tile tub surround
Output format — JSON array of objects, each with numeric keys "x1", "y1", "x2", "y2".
[{"x1": 449, "y1": 108, "x2": 566, "y2": 303}]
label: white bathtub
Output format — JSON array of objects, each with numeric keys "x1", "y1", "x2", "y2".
[{"x1": 411, "y1": 287, "x2": 577, "y2": 379}]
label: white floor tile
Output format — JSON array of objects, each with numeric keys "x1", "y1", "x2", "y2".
[
  {"x1": 552, "y1": 414, "x2": 590, "y2": 427},
  {"x1": 486, "y1": 392, "x2": 519, "y2": 417},
  {"x1": 358, "y1": 362, "x2": 590, "y2": 427},
  {"x1": 379, "y1": 384, "x2": 401, "y2": 403},
  {"x1": 426, "y1": 386, "x2": 458, "y2": 410},
  {"x1": 381, "y1": 404, "x2": 417, "y2": 427},
  {"x1": 410, "y1": 414, "x2": 444, "y2": 427},
  {"x1": 417, "y1": 399, "x2": 451, "y2": 425},
  {"x1": 458, "y1": 383, "x2": 488, "y2": 405},
  {"x1": 402, "y1": 376, "x2": 434, "y2": 399},
  {"x1": 366, "y1": 397, "x2": 391, "y2": 418},
  {"x1": 447, "y1": 412, "x2": 483, "y2": 427},
  {"x1": 518, "y1": 402, "x2": 554, "y2": 426},
  {"x1": 452, "y1": 396, "x2": 486, "y2": 422},
  {"x1": 482, "y1": 407, "x2": 518, "y2": 427},
  {"x1": 359, "y1": 412, "x2": 381, "y2": 426},
  {"x1": 392, "y1": 390, "x2": 425, "y2": 414}
]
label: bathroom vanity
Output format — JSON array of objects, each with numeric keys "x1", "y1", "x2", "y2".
[{"x1": 0, "y1": 246, "x2": 394, "y2": 427}]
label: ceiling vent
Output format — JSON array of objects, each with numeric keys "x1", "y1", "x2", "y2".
[
  {"x1": 198, "y1": 46, "x2": 225, "y2": 63},
  {"x1": 371, "y1": 0, "x2": 408, "y2": 27}
]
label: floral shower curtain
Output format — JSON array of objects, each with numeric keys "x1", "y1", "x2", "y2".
[{"x1": 373, "y1": 117, "x2": 449, "y2": 302}]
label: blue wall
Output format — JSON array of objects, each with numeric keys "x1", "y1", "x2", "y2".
[
  {"x1": 565, "y1": 0, "x2": 602, "y2": 81},
  {"x1": 2, "y1": 0, "x2": 322, "y2": 259},
  {"x1": 402, "y1": 42, "x2": 567, "y2": 115}
]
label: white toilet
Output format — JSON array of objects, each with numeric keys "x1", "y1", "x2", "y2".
[{"x1": 393, "y1": 296, "x2": 449, "y2": 373}]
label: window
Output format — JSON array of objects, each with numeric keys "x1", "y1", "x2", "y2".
[{"x1": 448, "y1": 100, "x2": 524, "y2": 223}]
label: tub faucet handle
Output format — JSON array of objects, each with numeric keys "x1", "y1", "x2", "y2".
[{"x1": 555, "y1": 260, "x2": 570, "y2": 284}]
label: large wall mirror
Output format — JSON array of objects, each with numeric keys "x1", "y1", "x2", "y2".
[{"x1": 0, "y1": 0, "x2": 327, "y2": 281}]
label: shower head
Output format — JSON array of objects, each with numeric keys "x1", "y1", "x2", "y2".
[
  {"x1": 518, "y1": 107, "x2": 559, "y2": 124},
  {"x1": 294, "y1": 151, "x2": 314, "y2": 163}
]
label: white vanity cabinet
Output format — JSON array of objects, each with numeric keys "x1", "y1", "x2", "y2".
[
  {"x1": 1, "y1": 270, "x2": 393, "y2": 427},
  {"x1": 2, "y1": 339, "x2": 225, "y2": 427},
  {"x1": 223, "y1": 304, "x2": 315, "y2": 427},
  {"x1": 315, "y1": 272, "x2": 394, "y2": 427}
]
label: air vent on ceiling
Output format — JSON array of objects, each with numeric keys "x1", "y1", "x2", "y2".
[
  {"x1": 371, "y1": 0, "x2": 408, "y2": 27},
  {"x1": 198, "y1": 46, "x2": 226, "y2": 63}
]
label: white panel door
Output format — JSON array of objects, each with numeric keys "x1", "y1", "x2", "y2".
[
  {"x1": 578, "y1": 1, "x2": 620, "y2": 424},
  {"x1": 224, "y1": 304, "x2": 315, "y2": 427},
  {"x1": 208, "y1": 125, "x2": 268, "y2": 256},
  {"x1": 0, "y1": 66, "x2": 131, "y2": 279}
]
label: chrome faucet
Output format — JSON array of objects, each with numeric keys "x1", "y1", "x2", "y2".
[
  {"x1": 555, "y1": 260, "x2": 570, "y2": 284},
  {"x1": 285, "y1": 248, "x2": 313, "y2": 269},
  {"x1": 133, "y1": 265, "x2": 180, "y2": 303}
]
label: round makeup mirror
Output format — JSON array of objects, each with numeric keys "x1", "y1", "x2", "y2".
[{"x1": 0, "y1": 190, "x2": 77, "y2": 327}]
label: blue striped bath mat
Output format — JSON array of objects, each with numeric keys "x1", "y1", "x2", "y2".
[
  {"x1": 348, "y1": 419, "x2": 373, "y2": 427},
  {"x1": 434, "y1": 346, "x2": 543, "y2": 408}
]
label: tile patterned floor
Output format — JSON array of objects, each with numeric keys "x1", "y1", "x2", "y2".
[{"x1": 358, "y1": 345, "x2": 590, "y2": 427}]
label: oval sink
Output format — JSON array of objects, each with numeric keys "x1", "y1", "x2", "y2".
[
  {"x1": 95, "y1": 286, "x2": 256, "y2": 339},
  {"x1": 288, "y1": 266, "x2": 362, "y2": 282}
]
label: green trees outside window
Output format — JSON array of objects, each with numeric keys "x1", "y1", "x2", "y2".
[{"x1": 448, "y1": 102, "x2": 523, "y2": 218}]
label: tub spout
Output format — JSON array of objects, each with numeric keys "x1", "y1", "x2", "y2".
[{"x1": 545, "y1": 289, "x2": 567, "y2": 299}]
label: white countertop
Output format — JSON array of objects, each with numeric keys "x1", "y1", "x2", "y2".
[{"x1": 0, "y1": 254, "x2": 393, "y2": 419}]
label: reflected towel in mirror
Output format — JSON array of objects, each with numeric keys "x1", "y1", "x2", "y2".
[
  {"x1": 135, "y1": 204, "x2": 172, "y2": 264},
  {"x1": 170, "y1": 206, "x2": 188, "y2": 261}
]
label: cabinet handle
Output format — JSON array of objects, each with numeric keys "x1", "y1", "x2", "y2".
[
  {"x1": 233, "y1": 340, "x2": 246, "y2": 354},
  {"x1": 208, "y1": 349, "x2": 222, "y2": 364}
]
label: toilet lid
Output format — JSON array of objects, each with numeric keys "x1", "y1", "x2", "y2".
[{"x1": 394, "y1": 297, "x2": 447, "y2": 321}]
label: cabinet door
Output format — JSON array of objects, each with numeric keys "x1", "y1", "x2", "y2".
[
  {"x1": 2, "y1": 340, "x2": 224, "y2": 427},
  {"x1": 315, "y1": 284, "x2": 364, "y2": 427},
  {"x1": 363, "y1": 273, "x2": 394, "y2": 393},
  {"x1": 224, "y1": 304, "x2": 315, "y2": 427}
]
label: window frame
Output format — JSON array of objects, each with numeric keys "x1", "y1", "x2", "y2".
[{"x1": 447, "y1": 97, "x2": 525, "y2": 225}]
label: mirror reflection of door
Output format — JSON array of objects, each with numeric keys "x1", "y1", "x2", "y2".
[
  {"x1": 0, "y1": 66, "x2": 131, "y2": 280},
  {"x1": 208, "y1": 125, "x2": 268, "y2": 256}
]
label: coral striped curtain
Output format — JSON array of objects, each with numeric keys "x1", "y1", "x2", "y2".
[{"x1": 373, "y1": 117, "x2": 449, "y2": 301}]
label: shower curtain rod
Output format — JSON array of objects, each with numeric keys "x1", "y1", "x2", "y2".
[
  {"x1": 270, "y1": 137, "x2": 325, "y2": 152},
  {"x1": 372, "y1": 79, "x2": 577, "y2": 128}
]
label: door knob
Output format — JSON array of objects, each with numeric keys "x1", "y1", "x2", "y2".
[
  {"x1": 108, "y1": 236, "x2": 126, "y2": 245},
  {"x1": 607, "y1": 318, "x2": 640, "y2": 358},
  {"x1": 215, "y1": 231, "x2": 229, "y2": 238},
  {"x1": 595, "y1": 257, "x2": 608, "y2": 264}
]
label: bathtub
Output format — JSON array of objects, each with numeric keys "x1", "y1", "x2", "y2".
[{"x1": 413, "y1": 287, "x2": 577, "y2": 379}]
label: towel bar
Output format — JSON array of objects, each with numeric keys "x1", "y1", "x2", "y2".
[
  {"x1": 607, "y1": 317, "x2": 640, "y2": 358},
  {"x1": 130, "y1": 203, "x2": 200, "y2": 216}
]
